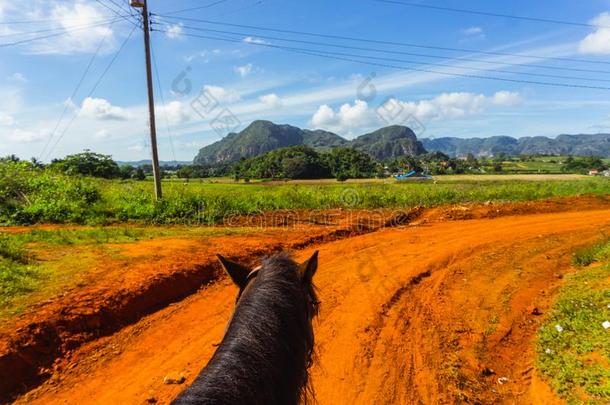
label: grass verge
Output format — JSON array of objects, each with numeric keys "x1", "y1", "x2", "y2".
[
  {"x1": 0, "y1": 226, "x2": 250, "y2": 319},
  {"x1": 537, "y1": 238, "x2": 610, "y2": 404}
]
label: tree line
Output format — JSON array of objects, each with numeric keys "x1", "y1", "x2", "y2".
[{"x1": 2, "y1": 146, "x2": 608, "y2": 181}]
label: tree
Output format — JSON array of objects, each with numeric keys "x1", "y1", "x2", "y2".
[
  {"x1": 50, "y1": 150, "x2": 121, "y2": 178},
  {"x1": 1, "y1": 154, "x2": 20, "y2": 163},
  {"x1": 177, "y1": 166, "x2": 194, "y2": 180},
  {"x1": 119, "y1": 165, "x2": 135, "y2": 180},
  {"x1": 324, "y1": 147, "x2": 375, "y2": 179},
  {"x1": 134, "y1": 167, "x2": 146, "y2": 180}
]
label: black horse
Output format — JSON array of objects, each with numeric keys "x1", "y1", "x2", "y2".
[{"x1": 172, "y1": 251, "x2": 319, "y2": 405}]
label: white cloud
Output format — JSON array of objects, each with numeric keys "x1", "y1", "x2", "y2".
[
  {"x1": 234, "y1": 63, "x2": 253, "y2": 77},
  {"x1": 8, "y1": 73, "x2": 27, "y2": 83},
  {"x1": 158, "y1": 101, "x2": 191, "y2": 124},
  {"x1": 23, "y1": 1, "x2": 119, "y2": 55},
  {"x1": 166, "y1": 23, "x2": 183, "y2": 39},
  {"x1": 7, "y1": 128, "x2": 48, "y2": 143},
  {"x1": 128, "y1": 143, "x2": 145, "y2": 153},
  {"x1": 491, "y1": 90, "x2": 522, "y2": 106},
  {"x1": 203, "y1": 85, "x2": 241, "y2": 103},
  {"x1": 310, "y1": 100, "x2": 375, "y2": 134},
  {"x1": 64, "y1": 97, "x2": 78, "y2": 110},
  {"x1": 80, "y1": 97, "x2": 130, "y2": 121},
  {"x1": 259, "y1": 93, "x2": 282, "y2": 108},
  {"x1": 578, "y1": 12, "x2": 610, "y2": 55},
  {"x1": 243, "y1": 36, "x2": 268, "y2": 45},
  {"x1": 462, "y1": 26, "x2": 484, "y2": 36},
  {"x1": 94, "y1": 129, "x2": 110, "y2": 139},
  {"x1": 0, "y1": 112, "x2": 15, "y2": 126},
  {"x1": 310, "y1": 91, "x2": 523, "y2": 134}
]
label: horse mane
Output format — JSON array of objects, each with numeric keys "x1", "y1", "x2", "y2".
[{"x1": 173, "y1": 253, "x2": 319, "y2": 405}]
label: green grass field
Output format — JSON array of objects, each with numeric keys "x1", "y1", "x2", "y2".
[
  {"x1": 2, "y1": 163, "x2": 609, "y2": 225},
  {"x1": 537, "y1": 239, "x2": 610, "y2": 403},
  {"x1": 93, "y1": 177, "x2": 609, "y2": 225}
]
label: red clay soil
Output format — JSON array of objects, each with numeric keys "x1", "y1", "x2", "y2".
[{"x1": 5, "y1": 201, "x2": 609, "y2": 404}]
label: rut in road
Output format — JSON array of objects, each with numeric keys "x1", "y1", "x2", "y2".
[{"x1": 17, "y1": 209, "x2": 610, "y2": 405}]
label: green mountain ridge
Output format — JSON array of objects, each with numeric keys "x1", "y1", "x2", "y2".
[
  {"x1": 193, "y1": 121, "x2": 610, "y2": 164},
  {"x1": 193, "y1": 120, "x2": 424, "y2": 164}
]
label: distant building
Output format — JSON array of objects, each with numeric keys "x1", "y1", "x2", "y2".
[
  {"x1": 588, "y1": 169, "x2": 600, "y2": 176},
  {"x1": 602, "y1": 170, "x2": 610, "y2": 177}
]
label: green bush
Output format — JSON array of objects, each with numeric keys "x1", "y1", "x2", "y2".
[{"x1": 0, "y1": 161, "x2": 101, "y2": 224}]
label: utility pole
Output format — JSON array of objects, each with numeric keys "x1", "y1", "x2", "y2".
[{"x1": 132, "y1": 0, "x2": 162, "y2": 200}]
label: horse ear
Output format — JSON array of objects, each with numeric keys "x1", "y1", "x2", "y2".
[
  {"x1": 217, "y1": 255, "x2": 249, "y2": 289},
  {"x1": 299, "y1": 251, "x2": 318, "y2": 283}
]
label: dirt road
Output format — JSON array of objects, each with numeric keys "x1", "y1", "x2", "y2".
[{"x1": 15, "y1": 208, "x2": 610, "y2": 404}]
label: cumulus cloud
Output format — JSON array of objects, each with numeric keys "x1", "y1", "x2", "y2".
[
  {"x1": 243, "y1": 36, "x2": 268, "y2": 45},
  {"x1": 259, "y1": 93, "x2": 282, "y2": 108},
  {"x1": 158, "y1": 101, "x2": 191, "y2": 124},
  {"x1": 578, "y1": 12, "x2": 610, "y2": 55},
  {"x1": 310, "y1": 100, "x2": 376, "y2": 134},
  {"x1": 234, "y1": 63, "x2": 253, "y2": 77},
  {"x1": 490, "y1": 90, "x2": 522, "y2": 106},
  {"x1": 203, "y1": 85, "x2": 241, "y2": 103},
  {"x1": 310, "y1": 91, "x2": 522, "y2": 134},
  {"x1": 80, "y1": 97, "x2": 130, "y2": 121},
  {"x1": 26, "y1": 1, "x2": 119, "y2": 55},
  {"x1": 166, "y1": 23, "x2": 183, "y2": 39}
]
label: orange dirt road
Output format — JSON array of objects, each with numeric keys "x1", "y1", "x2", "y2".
[{"x1": 17, "y1": 208, "x2": 610, "y2": 404}]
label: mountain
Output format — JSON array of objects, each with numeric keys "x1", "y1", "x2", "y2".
[
  {"x1": 302, "y1": 129, "x2": 348, "y2": 150},
  {"x1": 351, "y1": 125, "x2": 426, "y2": 160},
  {"x1": 193, "y1": 121, "x2": 610, "y2": 164},
  {"x1": 421, "y1": 133, "x2": 610, "y2": 157},
  {"x1": 193, "y1": 121, "x2": 421, "y2": 164}
]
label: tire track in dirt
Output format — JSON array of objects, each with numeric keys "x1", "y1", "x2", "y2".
[{"x1": 13, "y1": 208, "x2": 610, "y2": 404}]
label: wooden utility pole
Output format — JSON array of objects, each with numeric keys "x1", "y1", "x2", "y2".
[{"x1": 132, "y1": 0, "x2": 162, "y2": 200}]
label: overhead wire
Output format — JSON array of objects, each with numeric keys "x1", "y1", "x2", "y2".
[
  {"x1": 153, "y1": 28, "x2": 610, "y2": 91},
  {"x1": 150, "y1": 41, "x2": 177, "y2": 163},
  {"x1": 159, "y1": 0, "x2": 231, "y2": 16},
  {"x1": 44, "y1": 24, "x2": 138, "y2": 160},
  {"x1": 0, "y1": 17, "x2": 125, "y2": 47},
  {"x1": 154, "y1": 14, "x2": 610, "y2": 66},
  {"x1": 372, "y1": 0, "x2": 610, "y2": 30},
  {"x1": 165, "y1": 23, "x2": 610, "y2": 79},
  {"x1": 39, "y1": 20, "x2": 118, "y2": 160}
]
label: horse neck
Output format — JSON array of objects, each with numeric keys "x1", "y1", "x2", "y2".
[{"x1": 204, "y1": 273, "x2": 312, "y2": 404}]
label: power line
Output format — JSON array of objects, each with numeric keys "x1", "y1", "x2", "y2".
[
  {"x1": 44, "y1": 25, "x2": 138, "y2": 161},
  {"x1": 0, "y1": 16, "x2": 119, "y2": 39},
  {"x1": 150, "y1": 40, "x2": 177, "y2": 163},
  {"x1": 208, "y1": 0, "x2": 265, "y2": 19},
  {"x1": 0, "y1": 16, "x2": 115, "y2": 25},
  {"x1": 160, "y1": 0, "x2": 231, "y2": 16},
  {"x1": 0, "y1": 17, "x2": 125, "y2": 48},
  {"x1": 94, "y1": 0, "x2": 140, "y2": 27},
  {"x1": 154, "y1": 28, "x2": 610, "y2": 91},
  {"x1": 168, "y1": 23, "x2": 610, "y2": 76},
  {"x1": 39, "y1": 21, "x2": 117, "y2": 161},
  {"x1": 372, "y1": 0, "x2": 608, "y2": 29},
  {"x1": 155, "y1": 15, "x2": 610, "y2": 66}
]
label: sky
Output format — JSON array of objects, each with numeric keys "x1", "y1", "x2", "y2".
[{"x1": 2, "y1": 0, "x2": 610, "y2": 162}]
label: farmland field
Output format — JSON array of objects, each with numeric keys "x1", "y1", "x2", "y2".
[{"x1": 2, "y1": 162, "x2": 608, "y2": 225}]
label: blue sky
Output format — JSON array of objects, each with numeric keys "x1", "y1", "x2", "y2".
[{"x1": 2, "y1": 0, "x2": 610, "y2": 162}]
